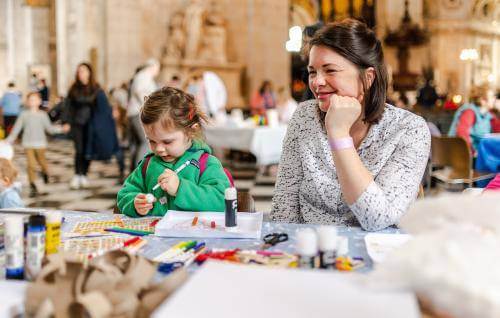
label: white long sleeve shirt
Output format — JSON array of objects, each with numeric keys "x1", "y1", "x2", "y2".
[{"x1": 271, "y1": 100, "x2": 431, "y2": 231}]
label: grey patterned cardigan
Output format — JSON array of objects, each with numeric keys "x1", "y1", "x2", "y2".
[{"x1": 270, "y1": 100, "x2": 431, "y2": 231}]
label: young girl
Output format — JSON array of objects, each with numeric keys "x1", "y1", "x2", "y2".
[
  {"x1": 117, "y1": 87, "x2": 230, "y2": 217},
  {"x1": 0, "y1": 158, "x2": 24, "y2": 208},
  {"x1": 6, "y1": 92, "x2": 65, "y2": 197}
]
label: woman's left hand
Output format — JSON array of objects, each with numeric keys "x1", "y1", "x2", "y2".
[
  {"x1": 158, "y1": 169, "x2": 180, "y2": 196},
  {"x1": 325, "y1": 94, "x2": 362, "y2": 138}
]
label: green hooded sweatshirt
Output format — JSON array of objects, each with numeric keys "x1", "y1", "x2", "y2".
[{"x1": 117, "y1": 140, "x2": 230, "y2": 217}]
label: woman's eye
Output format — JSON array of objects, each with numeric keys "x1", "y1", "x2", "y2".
[
  {"x1": 326, "y1": 69, "x2": 337, "y2": 73},
  {"x1": 308, "y1": 71, "x2": 316, "y2": 76}
]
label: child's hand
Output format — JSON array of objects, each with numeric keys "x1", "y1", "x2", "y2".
[
  {"x1": 157, "y1": 169, "x2": 180, "y2": 196},
  {"x1": 134, "y1": 193, "x2": 153, "y2": 215},
  {"x1": 62, "y1": 124, "x2": 71, "y2": 133}
]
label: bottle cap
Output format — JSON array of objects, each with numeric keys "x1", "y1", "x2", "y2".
[
  {"x1": 317, "y1": 226, "x2": 337, "y2": 251},
  {"x1": 4, "y1": 216, "x2": 24, "y2": 235},
  {"x1": 28, "y1": 215, "x2": 46, "y2": 228},
  {"x1": 296, "y1": 228, "x2": 318, "y2": 256},
  {"x1": 45, "y1": 211, "x2": 62, "y2": 224},
  {"x1": 224, "y1": 187, "x2": 237, "y2": 200}
]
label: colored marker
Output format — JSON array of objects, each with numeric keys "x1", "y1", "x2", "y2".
[
  {"x1": 152, "y1": 160, "x2": 192, "y2": 191},
  {"x1": 104, "y1": 227, "x2": 154, "y2": 236},
  {"x1": 191, "y1": 216, "x2": 199, "y2": 226}
]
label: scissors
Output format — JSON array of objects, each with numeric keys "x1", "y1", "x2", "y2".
[{"x1": 261, "y1": 233, "x2": 288, "y2": 250}]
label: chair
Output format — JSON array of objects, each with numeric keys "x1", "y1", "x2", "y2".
[
  {"x1": 430, "y1": 136, "x2": 496, "y2": 189},
  {"x1": 237, "y1": 190, "x2": 256, "y2": 213}
]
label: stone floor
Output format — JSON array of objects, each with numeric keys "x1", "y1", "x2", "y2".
[{"x1": 14, "y1": 139, "x2": 275, "y2": 214}]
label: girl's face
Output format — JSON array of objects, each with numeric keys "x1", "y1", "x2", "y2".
[
  {"x1": 144, "y1": 122, "x2": 192, "y2": 163},
  {"x1": 77, "y1": 65, "x2": 90, "y2": 85},
  {"x1": 308, "y1": 45, "x2": 365, "y2": 112}
]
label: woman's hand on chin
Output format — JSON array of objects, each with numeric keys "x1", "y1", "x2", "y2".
[{"x1": 325, "y1": 94, "x2": 362, "y2": 138}]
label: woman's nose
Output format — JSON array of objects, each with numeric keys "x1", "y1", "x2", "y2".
[{"x1": 312, "y1": 72, "x2": 326, "y2": 87}]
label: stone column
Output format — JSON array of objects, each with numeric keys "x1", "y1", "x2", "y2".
[
  {"x1": 6, "y1": 0, "x2": 15, "y2": 81},
  {"x1": 55, "y1": 0, "x2": 67, "y2": 95}
]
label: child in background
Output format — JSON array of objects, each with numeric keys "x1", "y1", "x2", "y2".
[
  {"x1": 6, "y1": 92, "x2": 66, "y2": 197},
  {"x1": 117, "y1": 87, "x2": 230, "y2": 217},
  {"x1": 0, "y1": 158, "x2": 24, "y2": 208}
]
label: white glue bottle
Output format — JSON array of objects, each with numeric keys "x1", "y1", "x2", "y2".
[
  {"x1": 4, "y1": 216, "x2": 25, "y2": 280},
  {"x1": 317, "y1": 226, "x2": 337, "y2": 269},
  {"x1": 26, "y1": 214, "x2": 46, "y2": 280},
  {"x1": 224, "y1": 187, "x2": 237, "y2": 229},
  {"x1": 296, "y1": 228, "x2": 318, "y2": 269}
]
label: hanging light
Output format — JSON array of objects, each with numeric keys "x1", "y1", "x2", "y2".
[
  {"x1": 285, "y1": 26, "x2": 302, "y2": 52},
  {"x1": 459, "y1": 49, "x2": 479, "y2": 61}
]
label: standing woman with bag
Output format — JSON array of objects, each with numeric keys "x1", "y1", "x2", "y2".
[{"x1": 64, "y1": 62, "x2": 124, "y2": 189}]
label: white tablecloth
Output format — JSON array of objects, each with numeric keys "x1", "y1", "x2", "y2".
[{"x1": 204, "y1": 125, "x2": 288, "y2": 165}]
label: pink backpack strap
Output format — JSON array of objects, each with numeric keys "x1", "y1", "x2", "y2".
[{"x1": 199, "y1": 153, "x2": 234, "y2": 187}]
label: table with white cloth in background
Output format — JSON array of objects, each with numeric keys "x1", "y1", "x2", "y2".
[{"x1": 204, "y1": 125, "x2": 288, "y2": 165}]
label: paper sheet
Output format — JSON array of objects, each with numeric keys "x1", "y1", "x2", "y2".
[{"x1": 153, "y1": 261, "x2": 419, "y2": 318}]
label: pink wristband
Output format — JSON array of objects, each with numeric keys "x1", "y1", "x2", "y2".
[{"x1": 329, "y1": 137, "x2": 354, "y2": 151}]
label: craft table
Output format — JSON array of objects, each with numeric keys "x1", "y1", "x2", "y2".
[
  {"x1": 57, "y1": 211, "x2": 401, "y2": 272},
  {"x1": 204, "y1": 125, "x2": 288, "y2": 166}
]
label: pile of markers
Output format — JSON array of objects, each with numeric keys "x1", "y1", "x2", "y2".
[
  {"x1": 153, "y1": 241, "x2": 205, "y2": 266},
  {"x1": 195, "y1": 249, "x2": 298, "y2": 268}
]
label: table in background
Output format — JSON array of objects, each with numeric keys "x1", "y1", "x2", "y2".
[{"x1": 204, "y1": 125, "x2": 287, "y2": 166}]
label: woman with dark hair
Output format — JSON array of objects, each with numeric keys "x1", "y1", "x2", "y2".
[
  {"x1": 64, "y1": 62, "x2": 124, "y2": 189},
  {"x1": 271, "y1": 19, "x2": 431, "y2": 231},
  {"x1": 250, "y1": 80, "x2": 276, "y2": 116}
]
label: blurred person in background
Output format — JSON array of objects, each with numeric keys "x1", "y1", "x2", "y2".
[
  {"x1": 6, "y1": 92, "x2": 65, "y2": 197},
  {"x1": 127, "y1": 59, "x2": 160, "y2": 171},
  {"x1": 37, "y1": 78, "x2": 50, "y2": 109},
  {"x1": 276, "y1": 86, "x2": 298, "y2": 124},
  {"x1": 250, "y1": 80, "x2": 276, "y2": 116},
  {"x1": 448, "y1": 85, "x2": 495, "y2": 154},
  {"x1": 0, "y1": 82, "x2": 22, "y2": 136},
  {"x1": 64, "y1": 62, "x2": 124, "y2": 189}
]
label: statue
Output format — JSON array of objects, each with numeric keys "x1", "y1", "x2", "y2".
[
  {"x1": 164, "y1": 12, "x2": 185, "y2": 61},
  {"x1": 198, "y1": 1, "x2": 228, "y2": 64},
  {"x1": 184, "y1": 0, "x2": 205, "y2": 60}
]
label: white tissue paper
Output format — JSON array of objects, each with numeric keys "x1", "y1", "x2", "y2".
[{"x1": 368, "y1": 193, "x2": 500, "y2": 318}]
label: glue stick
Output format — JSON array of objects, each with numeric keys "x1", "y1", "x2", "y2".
[
  {"x1": 224, "y1": 187, "x2": 237, "y2": 229},
  {"x1": 45, "y1": 211, "x2": 62, "y2": 255},
  {"x1": 26, "y1": 215, "x2": 46, "y2": 280},
  {"x1": 4, "y1": 216, "x2": 24, "y2": 279},
  {"x1": 296, "y1": 228, "x2": 318, "y2": 269},
  {"x1": 317, "y1": 226, "x2": 337, "y2": 269}
]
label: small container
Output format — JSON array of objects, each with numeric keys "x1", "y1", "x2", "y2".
[
  {"x1": 4, "y1": 216, "x2": 24, "y2": 279},
  {"x1": 336, "y1": 236, "x2": 349, "y2": 256},
  {"x1": 26, "y1": 215, "x2": 46, "y2": 280},
  {"x1": 296, "y1": 228, "x2": 318, "y2": 269},
  {"x1": 45, "y1": 211, "x2": 62, "y2": 255},
  {"x1": 224, "y1": 187, "x2": 237, "y2": 228},
  {"x1": 317, "y1": 226, "x2": 337, "y2": 269}
]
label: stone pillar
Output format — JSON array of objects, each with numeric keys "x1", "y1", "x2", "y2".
[
  {"x1": 6, "y1": 0, "x2": 15, "y2": 81},
  {"x1": 55, "y1": 0, "x2": 67, "y2": 95}
]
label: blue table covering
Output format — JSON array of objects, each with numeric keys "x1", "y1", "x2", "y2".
[
  {"x1": 475, "y1": 134, "x2": 500, "y2": 187},
  {"x1": 60, "y1": 211, "x2": 401, "y2": 273}
]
